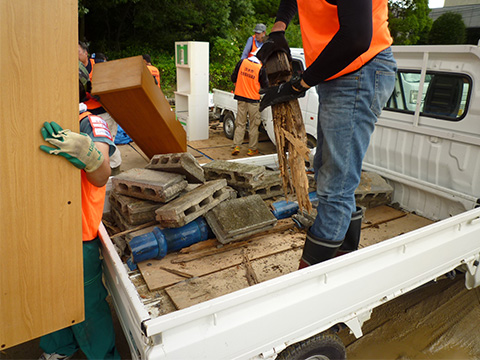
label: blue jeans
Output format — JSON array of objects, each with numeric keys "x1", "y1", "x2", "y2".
[{"x1": 311, "y1": 48, "x2": 397, "y2": 242}]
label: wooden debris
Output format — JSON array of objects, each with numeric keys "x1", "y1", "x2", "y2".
[
  {"x1": 159, "y1": 266, "x2": 194, "y2": 279},
  {"x1": 243, "y1": 250, "x2": 259, "y2": 286},
  {"x1": 264, "y1": 52, "x2": 312, "y2": 213},
  {"x1": 110, "y1": 220, "x2": 158, "y2": 239}
]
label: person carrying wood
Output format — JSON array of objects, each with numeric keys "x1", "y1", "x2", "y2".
[
  {"x1": 37, "y1": 63, "x2": 120, "y2": 360},
  {"x1": 257, "y1": 0, "x2": 397, "y2": 267},
  {"x1": 231, "y1": 50, "x2": 269, "y2": 156}
]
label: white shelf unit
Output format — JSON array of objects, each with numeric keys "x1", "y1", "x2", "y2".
[{"x1": 174, "y1": 41, "x2": 209, "y2": 141}]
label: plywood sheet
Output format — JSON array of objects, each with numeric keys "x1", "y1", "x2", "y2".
[
  {"x1": 165, "y1": 249, "x2": 302, "y2": 310},
  {"x1": 360, "y1": 213, "x2": 434, "y2": 248},
  {"x1": 138, "y1": 219, "x2": 302, "y2": 290},
  {"x1": 92, "y1": 56, "x2": 187, "y2": 158},
  {"x1": 0, "y1": 0, "x2": 83, "y2": 349}
]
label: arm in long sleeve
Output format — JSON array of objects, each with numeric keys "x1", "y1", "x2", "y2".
[
  {"x1": 258, "y1": 67, "x2": 269, "y2": 89},
  {"x1": 231, "y1": 60, "x2": 243, "y2": 83},
  {"x1": 241, "y1": 37, "x2": 254, "y2": 60},
  {"x1": 302, "y1": 0, "x2": 373, "y2": 86},
  {"x1": 275, "y1": 0, "x2": 298, "y2": 28}
]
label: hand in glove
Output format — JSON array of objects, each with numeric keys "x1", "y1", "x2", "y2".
[
  {"x1": 259, "y1": 77, "x2": 308, "y2": 112},
  {"x1": 256, "y1": 31, "x2": 291, "y2": 64},
  {"x1": 40, "y1": 121, "x2": 104, "y2": 173}
]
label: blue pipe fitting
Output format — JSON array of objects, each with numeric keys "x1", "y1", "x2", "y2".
[
  {"x1": 129, "y1": 217, "x2": 212, "y2": 264},
  {"x1": 271, "y1": 191, "x2": 320, "y2": 219}
]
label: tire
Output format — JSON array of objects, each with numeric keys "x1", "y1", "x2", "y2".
[
  {"x1": 276, "y1": 332, "x2": 346, "y2": 360},
  {"x1": 223, "y1": 112, "x2": 235, "y2": 140},
  {"x1": 307, "y1": 135, "x2": 317, "y2": 149}
]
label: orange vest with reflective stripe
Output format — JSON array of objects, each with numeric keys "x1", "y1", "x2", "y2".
[
  {"x1": 297, "y1": 0, "x2": 392, "y2": 81},
  {"x1": 79, "y1": 111, "x2": 107, "y2": 241},
  {"x1": 147, "y1": 65, "x2": 161, "y2": 88},
  {"x1": 249, "y1": 35, "x2": 259, "y2": 58},
  {"x1": 234, "y1": 58, "x2": 262, "y2": 101}
]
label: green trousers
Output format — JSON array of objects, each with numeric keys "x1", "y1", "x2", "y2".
[{"x1": 40, "y1": 238, "x2": 120, "y2": 359}]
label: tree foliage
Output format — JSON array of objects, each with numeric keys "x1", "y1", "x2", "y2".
[
  {"x1": 388, "y1": 0, "x2": 432, "y2": 45},
  {"x1": 429, "y1": 12, "x2": 466, "y2": 44}
]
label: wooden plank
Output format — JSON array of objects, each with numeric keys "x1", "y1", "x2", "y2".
[
  {"x1": 92, "y1": 56, "x2": 187, "y2": 158},
  {"x1": 360, "y1": 213, "x2": 434, "y2": 248},
  {"x1": 138, "y1": 221, "x2": 304, "y2": 291},
  {"x1": 165, "y1": 249, "x2": 302, "y2": 310},
  {"x1": 0, "y1": 0, "x2": 83, "y2": 349},
  {"x1": 362, "y1": 205, "x2": 407, "y2": 229}
]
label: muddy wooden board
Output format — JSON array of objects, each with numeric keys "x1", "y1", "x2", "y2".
[
  {"x1": 360, "y1": 213, "x2": 434, "y2": 248},
  {"x1": 362, "y1": 205, "x2": 407, "y2": 229},
  {"x1": 138, "y1": 219, "x2": 303, "y2": 290},
  {"x1": 165, "y1": 249, "x2": 302, "y2": 310}
]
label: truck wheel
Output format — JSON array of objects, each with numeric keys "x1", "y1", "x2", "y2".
[
  {"x1": 307, "y1": 135, "x2": 317, "y2": 149},
  {"x1": 276, "y1": 332, "x2": 346, "y2": 360},
  {"x1": 223, "y1": 112, "x2": 235, "y2": 139}
]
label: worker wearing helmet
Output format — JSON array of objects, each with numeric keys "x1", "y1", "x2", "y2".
[
  {"x1": 37, "y1": 63, "x2": 119, "y2": 360},
  {"x1": 258, "y1": 0, "x2": 397, "y2": 267}
]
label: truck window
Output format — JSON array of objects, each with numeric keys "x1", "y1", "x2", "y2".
[{"x1": 385, "y1": 70, "x2": 471, "y2": 121}]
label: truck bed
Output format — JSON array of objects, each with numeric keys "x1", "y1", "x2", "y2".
[{"x1": 109, "y1": 204, "x2": 433, "y2": 319}]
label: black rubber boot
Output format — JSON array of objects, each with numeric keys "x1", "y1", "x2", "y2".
[
  {"x1": 299, "y1": 229, "x2": 343, "y2": 269},
  {"x1": 336, "y1": 206, "x2": 363, "y2": 256}
]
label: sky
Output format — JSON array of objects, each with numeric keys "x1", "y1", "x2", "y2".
[{"x1": 429, "y1": 0, "x2": 445, "y2": 8}]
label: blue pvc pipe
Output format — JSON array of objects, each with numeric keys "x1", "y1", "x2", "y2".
[
  {"x1": 130, "y1": 217, "x2": 212, "y2": 264},
  {"x1": 271, "y1": 191, "x2": 319, "y2": 219}
]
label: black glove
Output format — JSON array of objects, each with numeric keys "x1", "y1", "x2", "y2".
[
  {"x1": 256, "y1": 31, "x2": 292, "y2": 63},
  {"x1": 259, "y1": 77, "x2": 308, "y2": 112}
]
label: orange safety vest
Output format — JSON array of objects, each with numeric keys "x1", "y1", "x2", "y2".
[
  {"x1": 248, "y1": 35, "x2": 259, "y2": 58},
  {"x1": 234, "y1": 58, "x2": 262, "y2": 101},
  {"x1": 86, "y1": 58, "x2": 95, "y2": 80},
  {"x1": 297, "y1": 0, "x2": 393, "y2": 81},
  {"x1": 79, "y1": 111, "x2": 107, "y2": 241},
  {"x1": 84, "y1": 94, "x2": 103, "y2": 111},
  {"x1": 147, "y1": 65, "x2": 161, "y2": 88}
]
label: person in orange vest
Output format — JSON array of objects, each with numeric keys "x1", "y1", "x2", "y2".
[
  {"x1": 231, "y1": 50, "x2": 268, "y2": 157},
  {"x1": 78, "y1": 41, "x2": 122, "y2": 174},
  {"x1": 258, "y1": 0, "x2": 397, "y2": 267},
  {"x1": 241, "y1": 23, "x2": 267, "y2": 60},
  {"x1": 78, "y1": 41, "x2": 96, "y2": 80},
  {"x1": 38, "y1": 63, "x2": 120, "y2": 360},
  {"x1": 142, "y1": 54, "x2": 161, "y2": 88}
]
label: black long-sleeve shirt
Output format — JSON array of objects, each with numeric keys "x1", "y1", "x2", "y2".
[{"x1": 275, "y1": 0, "x2": 373, "y2": 86}]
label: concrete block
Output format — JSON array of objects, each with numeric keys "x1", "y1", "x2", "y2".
[
  {"x1": 125, "y1": 225, "x2": 158, "y2": 243},
  {"x1": 109, "y1": 191, "x2": 163, "y2": 226},
  {"x1": 205, "y1": 195, "x2": 277, "y2": 244},
  {"x1": 203, "y1": 160, "x2": 266, "y2": 188},
  {"x1": 155, "y1": 179, "x2": 236, "y2": 228},
  {"x1": 110, "y1": 206, "x2": 142, "y2": 232},
  {"x1": 235, "y1": 170, "x2": 284, "y2": 199},
  {"x1": 146, "y1": 152, "x2": 205, "y2": 183},
  {"x1": 355, "y1": 171, "x2": 393, "y2": 208},
  {"x1": 111, "y1": 168, "x2": 187, "y2": 203}
]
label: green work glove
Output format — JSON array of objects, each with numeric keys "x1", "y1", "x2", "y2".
[{"x1": 40, "y1": 121, "x2": 104, "y2": 172}]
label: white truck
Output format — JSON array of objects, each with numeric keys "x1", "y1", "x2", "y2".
[
  {"x1": 213, "y1": 48, "x2": 318, "y2": 149},
  {"x1": 101, "y1": 45, "x2": 480, "y2": 359}
]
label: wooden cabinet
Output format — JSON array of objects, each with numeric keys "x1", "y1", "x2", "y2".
[{"x1": 0, "y1": 0, "x2": 83, "y2": 349}]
